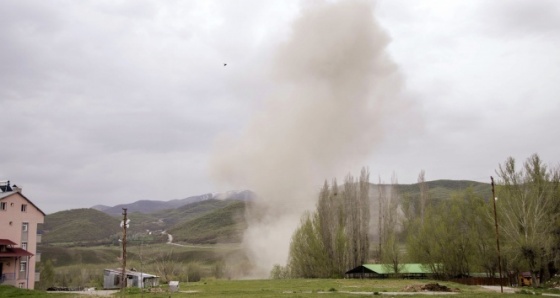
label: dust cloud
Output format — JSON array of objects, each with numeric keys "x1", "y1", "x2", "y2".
[{"x1": 211, "y1": 0, "x2": 404, "y2": 277}]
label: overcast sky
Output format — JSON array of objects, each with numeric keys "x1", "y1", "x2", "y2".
[{"x1": 1, "y1": 0, "x2": 559, "y2": 214}]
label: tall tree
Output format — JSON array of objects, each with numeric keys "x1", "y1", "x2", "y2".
[
  {"x1": 418, "y1": 170, "x2": 429, "y2": 225},
  {"x1": 358, "y1": 168, "x2": 371, "y2": 265},
  {"x1": 288, "y1": 212, "x2": 330, "y2": 278},
  {"x1": 496, "y1": 154, "x2": 559, "y2": 286},
  {"x1": 380, "y1": 174, "x2": 403, "y2": 274},
  {"x1": 37, "y1": 259, "x2": 55, "y2": 290},
  {"x1": 406, "y1": 188, "x2": 490, "y2": 278},
  {"x1": 288, "y1": 168, "x2": 371, "y2": 277}
]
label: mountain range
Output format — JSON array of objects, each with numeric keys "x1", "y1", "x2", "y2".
[{"x1": 91, "y1": 190, "x2": 255, "y2": 215}]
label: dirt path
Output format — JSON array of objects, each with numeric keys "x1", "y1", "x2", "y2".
[
  {"x1": 480, "y1": 285, "x2": 516, "y2": 293},
  {"x1": 339, "y1": 291, "x2": 458, "y2": 295},
  {"x1": 48, "y1": 290, "x2": 118, "y2": 296}
]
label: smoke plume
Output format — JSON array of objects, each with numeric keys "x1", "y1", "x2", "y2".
[{"x1": 211, "y1": 0, "x2": 403, "y2": 277}]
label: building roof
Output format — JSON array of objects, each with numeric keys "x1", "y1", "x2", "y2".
[
  {"x1": 0, "y1": 247, "x2": 34, "y2": 257},
  {"x1": 0, "y1": 191, "x2": 46, "y2": 216},
  {"x1": 346, "y1": 263, "x2": 433, "y2": 275},
  {"x1": 104, "y1": 269, "x2": 159, "y2": 278},
  {"x1": 0, "y1": 191, "x2": 14, "y2": 199},
  {"x1": 0, "y1": 239, "x2": 18, "y2": 246}
]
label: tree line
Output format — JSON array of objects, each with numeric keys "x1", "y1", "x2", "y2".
[{"x1": 277, "y1": 154, "x2": 560, "y2": 287}]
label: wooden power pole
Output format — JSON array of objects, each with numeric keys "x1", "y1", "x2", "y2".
[
  {"x1": 121, "y1": 208, "x2": 128, "y2": 291},
  {"x1": 491, "y1": 177, "x2": 503, "y2": 293}
]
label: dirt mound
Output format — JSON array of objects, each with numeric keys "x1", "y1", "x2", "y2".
[{"x1": 402, "y1": 283, "x2": 459, "y2": 292}]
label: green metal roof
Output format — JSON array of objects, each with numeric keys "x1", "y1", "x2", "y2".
[{"x1": 348, "y1": 263, "x2": 433, "y2": 275}]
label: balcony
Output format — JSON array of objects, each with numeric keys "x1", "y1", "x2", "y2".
[{"x1": 0, "y1": 273, "x2": 16, "y2": 286}]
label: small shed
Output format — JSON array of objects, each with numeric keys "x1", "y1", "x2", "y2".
[
  {"x1": 518, "y1": 272, "x2": 533, "y2": 287},
  {"x1": 345, "y1": 263, "x2": 434, "y2": 279},
  {"x1": 103, "y1": 269, "x2": 159, "y2": 289}
]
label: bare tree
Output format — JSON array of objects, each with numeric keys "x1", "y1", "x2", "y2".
[{"x1": 152, "y1": 250, "x2": 180, "y2": 283}]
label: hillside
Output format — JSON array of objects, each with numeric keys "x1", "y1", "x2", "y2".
[
  {"x1": 95, "y1": 190, "x2": 255, "y2": 216},
  {"x1": 41, "y1": 208, "x2": 121, "y2": 244},
  {"x1": 97, "y1": 193, "x2": 214, "y2": 215},
  {"x1": 42, "y1": 199, "x2": 248, "y2": 245},
  {"x1": 167, "y1": 200, "x2": 247, "y2": 244},
  {"x1": 125, "y1": 199, "x2": 244, "y2": 234},
  {"x1": 395, "y1": 180, "x2": 491, "y2": 203}
]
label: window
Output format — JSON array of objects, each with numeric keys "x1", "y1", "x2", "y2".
[
  {"x1": 21, "y1": 204, "x2": 27, "y2": 212},
  {"x1": 22, "y1": 223, "x2": 28, "y2": 232},
  {"x1": 0, "y1": 202, "x2": 6, "y2": 210},
  {"x1": 22, "y1": 242, "x2": 27, "y2": 250},
  {"x1": 20, "y1": 260, "x2": 27, "y2": 272}
]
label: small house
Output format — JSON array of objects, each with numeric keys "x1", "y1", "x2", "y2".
[{"x1": 103, "y1": 269, "x2": 159, "y2": 289}]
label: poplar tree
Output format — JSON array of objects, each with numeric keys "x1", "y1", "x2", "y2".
[
  {"x1": 380, "y1": 174, "x2": 403, "y2": 274},
  {"x1": 287, "y1": 168, "x2": 370, "y2": 277}
]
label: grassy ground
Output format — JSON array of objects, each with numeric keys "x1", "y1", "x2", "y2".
[
  {"x1": 0, "y1": 285, "x2": 71, "y2": 297},
  {"x1": 174, "y1": 279, "x2": 491, "y2": 297},
  {"x1": 2, "y1": 279, "x2": 530, "y2": 297}
]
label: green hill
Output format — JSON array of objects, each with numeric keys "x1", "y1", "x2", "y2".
[
  {"x1": 153, "y1": 198, "x2": 239, "y2": 226},
  {"x1": 41, "y1": 208, "x2": 121, "y2": 244},
  {"x1": 396, "y1": 179, "x2": 491, "y2": 204},
  {"x1": 386, "y1": 180, "x2": 491, "y2": 220},
  {"x1": 41, "y1": 199, "x2": 247, "y2": 246},
  {"x1": 168, "y1": 200, "x2": 247, "y2": 244}
]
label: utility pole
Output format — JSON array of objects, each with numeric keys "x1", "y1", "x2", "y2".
[
  {"x1": 140, "y1": 236, "x2": 144, "y2": 298},
  {"x1": 491, "y1": 177, "x2": 503, "y2": 294},
  {"x1": 121, "y1": 208, "x2": 128, "y2": 292}
]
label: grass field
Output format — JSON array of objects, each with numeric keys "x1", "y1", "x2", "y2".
[
  {"x1": 2, "y1": 278, "x2": 538, "y2": 297},
  {"x1": 36, "y1": 242, "x2": 250, "y2": 289}
]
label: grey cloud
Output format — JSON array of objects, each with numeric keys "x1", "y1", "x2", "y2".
[
  {"x1": 1, "y1": 0, "x2": 559, "y2": 218},
  {"x1": 0, "y1": 0, "x2": 270, "y2": 213},
  {"x1": 478, "y1": 1, "x2": 560, "y2": 38}
]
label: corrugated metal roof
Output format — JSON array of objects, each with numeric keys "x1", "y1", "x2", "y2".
[
  {"x1": 104, "y1": 269, "x2": 159, "y2": 278},
  {"x1": 347, "y1": 263, "x2": 433, "y2": 275}
]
